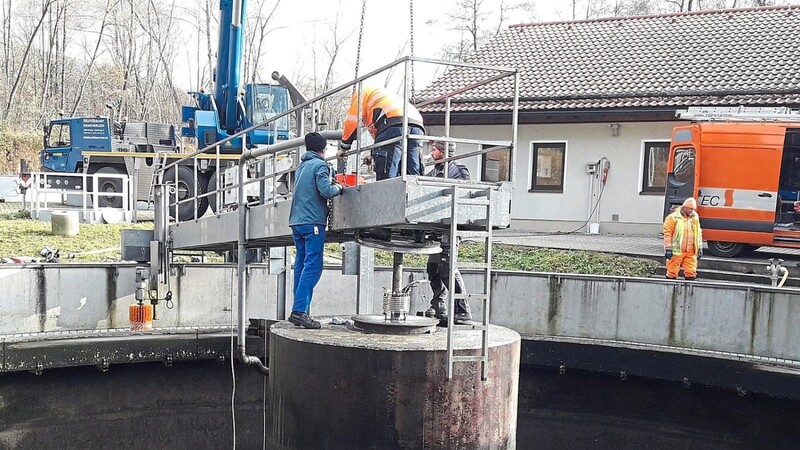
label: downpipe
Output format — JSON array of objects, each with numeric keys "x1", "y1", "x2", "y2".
[{"x1": 237, "y1": 158, "x2": 269, "y2": 376}]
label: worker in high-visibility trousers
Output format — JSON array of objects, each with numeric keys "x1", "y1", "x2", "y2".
[{"x1": 663, "y1": 197, "x2": 703, "y2": 280}]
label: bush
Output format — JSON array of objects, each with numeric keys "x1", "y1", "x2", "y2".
[{"x1": 0, "y1": 127, "x2": 42, "y2": 175}]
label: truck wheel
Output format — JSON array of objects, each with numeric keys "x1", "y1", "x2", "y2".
[
  {"x1": 164, "y1": 166, "x2": 209, "y2": 221},
  {"x1": 706, "y1": 241, "x2": 744, "y2": 258},
  {"x1": 92, "y1": 166, "x2": 124, "y2": 208}
]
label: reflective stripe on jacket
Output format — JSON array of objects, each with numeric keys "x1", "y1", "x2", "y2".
[
  {"x1": 663, "y1": 210, "x2": 702, "y2": 257},
  {"x1": 341, "y1": 87, "x2": 424, "y2": 144}
]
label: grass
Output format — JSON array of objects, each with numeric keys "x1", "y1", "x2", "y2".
[
  {"x1": 1, "y1": 216, "x2": 658, "y2": 276},
  {"x1": 373, "y1": 242, "x2": 658, "y2": 278},
  {"x1": 0, "y1": 218, "x2": 153, "y2": 262}
]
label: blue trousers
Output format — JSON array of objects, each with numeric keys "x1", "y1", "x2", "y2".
[
  {"x1": 373, "y1": 125, "x2": 423, "y2": 180},
  {"x1": 291, "y1": 224, "x2": 326, "y2": 314}
]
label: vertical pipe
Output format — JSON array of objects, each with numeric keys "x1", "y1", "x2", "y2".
[
  {"x1": 392, "y1": 252, "x2": 404, "y2": 294},
  {"x1": 236, "y1": 156, "x2": 267, "y2": 374},
  {"x1": 391, "y1": 252, "x2": 404, "y2": 321},
  {"x1": 444, "y1": 96, "x2": 451, "y2": 179}
]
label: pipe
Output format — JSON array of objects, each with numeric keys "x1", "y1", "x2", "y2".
[
  {"x1": 244, "y1": 129, "x2": 342, "y2": 160},
  {"x1": 236, "y1": 159, "x2": 269, "y2": 376}
]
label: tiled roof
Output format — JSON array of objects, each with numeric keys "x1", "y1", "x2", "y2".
[{"x1": 418, "y1": 6, "x2": 800, "y2": 113}]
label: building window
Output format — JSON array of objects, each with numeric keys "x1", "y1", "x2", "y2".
[
  {"x1": 481, "y1": 147, "x2": 510, "y2": 182},
  {"x1": 530, "y1": 142, "x2": 565, "y2": 192},
  {"x1": 641, "y1": 141, "x2": 670, "y2": 194}
]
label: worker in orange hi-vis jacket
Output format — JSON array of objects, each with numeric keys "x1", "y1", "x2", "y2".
[
  {"x1": 663, "y1": 197, "x2": 703, "y2": 280},
  {"x1": 338, "y1": 86, "x2": 425, "y2": 180}
]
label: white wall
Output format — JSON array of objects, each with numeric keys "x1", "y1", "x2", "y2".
[{"x1": 429, "y1": 121, "x2": 680, "y2": 234}]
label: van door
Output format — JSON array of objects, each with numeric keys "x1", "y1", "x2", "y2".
[
  {"x1": 663, "y1": 127, "x2": 696, "y2": 217},
  {"x1": 775, "y1": 129, "x2": 800, "y2": 241},
  {"x1": 696, "y1": 124, "x2": 782, "y2": 248}
]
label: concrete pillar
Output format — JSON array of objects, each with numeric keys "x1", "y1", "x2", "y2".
[{"x1": 267, "y1": 322, "x2": 520, "y2": 449}]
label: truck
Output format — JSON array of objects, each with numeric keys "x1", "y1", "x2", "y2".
[
  {"x1": 39, "y1": 0, "x2": 300, "y2": 221},
  {"x1": 663, "y1": 106, "x2": 800, "y2": 257}
]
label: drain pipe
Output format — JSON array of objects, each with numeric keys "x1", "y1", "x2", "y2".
[
  {"x1": 236, "y1": 130, "x2": 342, "y2": 375},
  {"x1": 236, "y1": 158, "x2": 268, "y2": 375}
]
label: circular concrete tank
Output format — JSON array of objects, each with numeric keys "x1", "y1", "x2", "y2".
[{"x1": 267, "y1": 320, "x2": 520, "y2": 450}]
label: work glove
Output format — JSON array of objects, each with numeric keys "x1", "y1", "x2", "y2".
[
  {"x1": 665, "y1": 249, "x2": 673, "y2": 260},
  {"x1": 362, "y1": 154, "x2": 373, "y2": 166}
]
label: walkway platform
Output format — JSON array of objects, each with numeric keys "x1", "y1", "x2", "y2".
[{"x1": 170, "y1": 177, "x2": 512, "y2": 251}]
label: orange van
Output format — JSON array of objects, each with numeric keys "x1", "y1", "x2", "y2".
[{"x1": 664, "y1": 112, "x2": 800, "y2": 257}]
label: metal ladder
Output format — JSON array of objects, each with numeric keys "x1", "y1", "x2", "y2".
[
  {"x1": 146, "y1": 151, "x2": 170, "y2": 207},
  {"x1": 445, "y1": 184, "x2": 494, "y2": 380}
]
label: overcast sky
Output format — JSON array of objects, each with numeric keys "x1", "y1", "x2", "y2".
[{"x1": 172, "y1": 0, "x2": 567, "y2": 90}]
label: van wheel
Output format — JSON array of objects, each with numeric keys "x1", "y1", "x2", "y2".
[{"x1": 706, "y1": 241, "x2": 744, "y2": 258}]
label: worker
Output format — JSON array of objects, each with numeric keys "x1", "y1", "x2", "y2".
[
  {"x1": 287, "y1": 132, "x2": 344, "y2": 329},
  {"x1": 338, "y1": 86, "x2": 425, "y2": 180},
  {"x1": 425, "y1": 141, "x2": 472, "y2": 323},
  {"x1": 663, "y1": 197, "x2": 703, "y2": 280}
]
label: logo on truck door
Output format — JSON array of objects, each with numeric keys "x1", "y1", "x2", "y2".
[{"x1": 698, "y1": 187, "x2": 775, "y2": 211}]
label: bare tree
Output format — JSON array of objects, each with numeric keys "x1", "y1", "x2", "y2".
[
  {"x1": 4, "y1": 0, "x2": 57, "y2": 119},
  {"x1": 70, "y1": 0, "x2": 118, "y2": 116}
]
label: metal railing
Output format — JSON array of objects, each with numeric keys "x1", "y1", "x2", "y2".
[
  {"x1": 29, "y1": 172, "x2": 131, "y2": 222},
  {"x1": 158, "y1": 56, "x2": 519, "y2": 226}
]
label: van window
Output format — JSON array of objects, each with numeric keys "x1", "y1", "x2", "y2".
[{"x1": 672, "y1": 147, "x2": 695, "y2": 185}]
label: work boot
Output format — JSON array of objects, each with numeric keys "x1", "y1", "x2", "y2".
[
  {"x1": 430, "y1": 298, "x2": 448, "y2": 321},
  {"x1": 453, "y1": 311, "x2": 473, "y2": 324},
  {"x1": 288, "y1": 311, "x2": 321, "y2": 329}
]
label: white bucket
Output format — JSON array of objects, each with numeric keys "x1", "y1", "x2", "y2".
[{"x1": 588, "y1": 222, "x2": 600, "y2": 234}]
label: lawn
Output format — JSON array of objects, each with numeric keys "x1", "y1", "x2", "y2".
[
  {"x1": 1, "y1": 214, "x2": 658, "y2": 277},
  {"x1": 0, "y1": 216, "x2": 153, "y2": 262}
]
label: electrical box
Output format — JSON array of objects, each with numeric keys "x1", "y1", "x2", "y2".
[
  {"x1": 121, "y1": 229, "x2": 154, "y2": 263},
  {"x1": 586, "y1": 163, "x2": 597, "y2": 174}
]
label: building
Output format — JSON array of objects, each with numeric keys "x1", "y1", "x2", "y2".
[{"x1": 418, "y1": 5, "x2": 800, "y2": 234}]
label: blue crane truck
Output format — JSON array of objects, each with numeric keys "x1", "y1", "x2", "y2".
[{"x1": 39, "y1": 0, "x2": 300, "y2": 221}]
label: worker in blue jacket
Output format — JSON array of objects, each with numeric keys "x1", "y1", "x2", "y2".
[{"x1": 288, "y1": 132, "x2": 343, "y2": 329}]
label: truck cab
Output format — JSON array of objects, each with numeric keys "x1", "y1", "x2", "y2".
[
  {"x1": 664, "y1": 107, "x2": 800, "y2": 257},
  {"x1": 40, "y1": 117, "x2": 113, "y2": 173},
  {"x1": 181, "y1": 83, "x2": 292, "y2": 151}
]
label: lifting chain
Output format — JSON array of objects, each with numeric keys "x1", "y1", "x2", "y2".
[
  {"x1": 409, "y1": 0, "x2": 416, "y2": 102},
  {"x1": 353, "y1": 0, "x2": 367, "y2": 87}
]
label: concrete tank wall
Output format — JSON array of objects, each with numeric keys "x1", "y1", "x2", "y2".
[{"x1": 2, "y1": 264, "x2": 799, "y2": 362}]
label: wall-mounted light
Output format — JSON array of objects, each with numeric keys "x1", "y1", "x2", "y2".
[{"x1": 609, "y1": 123, "x2": 620, "y2": 137}]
